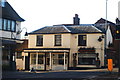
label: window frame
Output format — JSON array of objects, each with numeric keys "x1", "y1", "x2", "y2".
[
  {"x1": 54, "y1": 35, "x2": 62, "y2": 46},
  {"x1": 1, "y1": 18, "x2": 16, "y2": 32},
  {"x1": 36, "y1": 35, "x2": 43, "y2": 46},
  {"x1": 78, "y1": 35, "x2": 87, "y2": 46},
  {"x1": 0, "y1": 18, "x2": 2, "y2": 30}
]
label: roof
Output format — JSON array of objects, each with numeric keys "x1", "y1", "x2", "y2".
[
  {"x1": 1, "y1": 2, "x2": 25, "y2": 21},
  {"x1": 66, "y1": 25, "x2": 101, "y2": 34},
  {"x1": 95, "y1": 18, "x2": 116, "y2": 33},
  {"x1": 29, "y1": 24, "x2": 102, "y2": 34},
  {"x1": 95, "y1": 18, "x2": 115, "y2": 25}
]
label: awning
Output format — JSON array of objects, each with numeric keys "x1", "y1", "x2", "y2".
[
  {"x1": 2, "y1": 39, "x2": 16, "y2": 44},
  {"x1": 24, "y1": 48, "x2": 70, "y2": 53}
]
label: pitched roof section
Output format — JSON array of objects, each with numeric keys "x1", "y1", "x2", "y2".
[
  {"x1": 30, "y1": 24, "x2": 102, "y2": 34},
  {"x1": 30, "y1": 25, "x2": 70, "y2": 34},
  {"x1": 95, "y1": 18, "x2": 116, "y2": 34},
  {"x1": 1, "y1": 2, "x2": 25, "y2": 21},
  {"x1": 66, "y1": 25, "x2": 102, "y2": 33}
]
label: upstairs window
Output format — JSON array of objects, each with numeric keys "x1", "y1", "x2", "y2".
[
  {"x1": 0, "y1": 18, "x2": 2, "y2": 30},
  {"x1": 55, "y1": 35, "x2": 61, "y2": 46},
  {"x1": 3, "y1": 19, "x2": 7, "y2": 30},
  {"x1": 1, "y1": 19, "x2": 16, "y2": 32},
  {"x1": 7, "y1": 20, "x2": 11, "y2": 30},
  {"x1": 36, "y1": 35, "x2": 43, "y2": 46},
  {"x1": 11, "y1": 21, "x2": 16, "y2": 32},
  {"x1": 78, "y1": 35, "x2": 87, "y2": 46}
]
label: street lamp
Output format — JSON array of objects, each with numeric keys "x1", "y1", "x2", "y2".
[{"x1": 16, "y1": 27, "x2": 28, "y2": 36}]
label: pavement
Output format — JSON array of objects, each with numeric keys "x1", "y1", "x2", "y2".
[{"x1": 2, "y1": 68, "x2": 120, "y2": 80}]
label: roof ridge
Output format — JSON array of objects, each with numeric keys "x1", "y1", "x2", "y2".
[
  {"x1": 63, "y1": 25, "x2": 71, "y2": 32},
  {"x1": 92, "y1": 26, "x2": 102, "y2": 32},
  {"x1": 30, "y1": 26, "x2": 47, "y2": 33}
]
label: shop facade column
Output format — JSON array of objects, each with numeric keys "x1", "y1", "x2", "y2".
[
  {"x1": 36, "y1": 52, "x2": 38, "y2": 69},
  {"x1": 50, "y1": 52, "x2": 52, "y2": 70},
  {"x1": 23, "y1": 52, "x2": 26, "y2": 70},
  {"x1": 64, "y1": 52, "x2": 66, "y2": 70}
]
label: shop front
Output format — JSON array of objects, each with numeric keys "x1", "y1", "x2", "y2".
[
  {"x1": 76, "y1": 47, "x2": 99, "y2": 67},
  {"x1": 24, "y1": 48, "x2": 70, "y2": 71},
  {"x1": 77, "y1": 53, "x2": 96, "y2": 67}
]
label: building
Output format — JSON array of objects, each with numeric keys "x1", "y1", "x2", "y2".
[
  {"x1": 21, "y1": 15, "x2": 105, "y2": 71},
  {"x1": 15, "y1": 39, "x2": 28, "y2": 70},
  {"x1": 0, "y1": 0, "x2": 25, "y2": 70},
  {"x1": 95, "y1": 18, "x2": 117, "y2": 66}
]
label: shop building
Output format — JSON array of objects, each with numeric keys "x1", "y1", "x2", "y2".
[{"x1": 23, "y1": 24, "x2": 105, "y2": 70}]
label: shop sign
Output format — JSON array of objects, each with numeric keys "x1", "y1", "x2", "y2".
[{"x1": 78, "y1": 53, "x2": 96, "y2": 58}]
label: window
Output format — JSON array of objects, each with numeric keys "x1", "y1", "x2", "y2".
[
  {"x1": 53, "y1": 54, "x2": 67, "y2": 65},
  {"x1": 36, "y1": 35, "x2": 43, "y2": 46},
  {"x1": 78, "y1": 58, "x2": 96, "y2": 65},
  {"x1": 0, "y1": 18, "x2": 2, "y2": 30},
  {"x1": 7, "y1": 20, "x2": 11, "y2": 30},
  {"x1": 31, "y1": 54, "x2": 36, "y2": 64},
  {"x1": 11, "y1": 21, "x2": 16, "y2": 31},
  {"x1": 3, "y1": 19, "x2": 7, "y2": 30},
  {"x1": 2, "y1": 19, "x2": 16, "y2": 32},
  {"x1": 38, "y1": 54, "x2": 43, "y2": 64},
  {"x1": 55, "y1": 35, "x2": 61, "y2": 46},
  {"x1": 58, "y1": 54, "x2": 64, "y2": 65},
  {"x1": 78, "y1": 35, "x2": 87, "y2": 46}
]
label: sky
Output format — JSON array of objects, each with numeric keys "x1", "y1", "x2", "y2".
[{"x1": 7, "y1": 0, "x2": 120, "y2": 34}]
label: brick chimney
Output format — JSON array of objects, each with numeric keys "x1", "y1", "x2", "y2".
[{"x1": 73, "y1": 14, "x2": 80, "y2": 25}]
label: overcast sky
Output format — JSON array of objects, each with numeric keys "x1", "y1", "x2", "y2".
[{"x1": 7, "y1": 0, "x2": 120, "y2": 33}]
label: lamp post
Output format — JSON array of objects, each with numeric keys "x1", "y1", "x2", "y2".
[{"x1": 104, "y1": 0, "x2": 108, "y2": 67}]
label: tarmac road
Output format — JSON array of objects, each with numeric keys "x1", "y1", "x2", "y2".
[{"x1": 1, "y1": 68, "x2": 120, "y2": 80}]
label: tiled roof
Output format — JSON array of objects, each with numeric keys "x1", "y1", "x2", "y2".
[
  {"x1": 30, "y1": 25, "x2": 70, "y2": 34},
  {"x1": 66, "y1": 25, "x2": 101, "y2": 33},
  {"x1": 29, "y1": 24, "x2": 102, "y2": 34},
  {"x1": 1, "y1": 2, "x2": 25, "y2": 21}
]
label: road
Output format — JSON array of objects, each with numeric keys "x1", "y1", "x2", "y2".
[{"x1": 2, "y1": 68, "x2": 120, "y2": 80}]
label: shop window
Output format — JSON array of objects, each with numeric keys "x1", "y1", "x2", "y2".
[
  {"x1": 78, "y1": 35, "x2": 87, "y2": 46},
  {"x1": 58, "y1": 54, "x2": 64, "y2": 65},
  {"x1": 55, "y1": 35, "x2": 61, "y2": 46},
  {"x1": 78, "y1": 58, "x2": 95, "y2": 65},
  {"x1": 38, "y1": 54, "x2": 43, "y2": 64},
  {"x1": 53, "y1": 54, "x2": 67, "y2": 65},
  {"x1": 36, "y1": 35, "x2": 43, "y2": 46},
  {"x1": 31, "y1": 54, "x2": 36, "y2": 64}
]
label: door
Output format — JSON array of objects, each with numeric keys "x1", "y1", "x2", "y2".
[{"x1": 25, "y1": 53, "x2": 30, "y2": 70}]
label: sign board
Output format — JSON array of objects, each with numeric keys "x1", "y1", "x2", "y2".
[
  {"x1": 107, "y1": 59, "x2": 113, "y2": 72},
  {"x1": 78, "y1": 53, "x2": 96, "y2": 58}
]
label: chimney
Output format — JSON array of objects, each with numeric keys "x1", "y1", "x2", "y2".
[
  {"x1": 0, "y1": 0, "x2": 6, "y2": 7},
  {"x1": 73, "y1": 14, "x2": 80, "y2": 25},
  {"x1": 116, "y1": 18, "x2": 120, "y2": 25}
]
